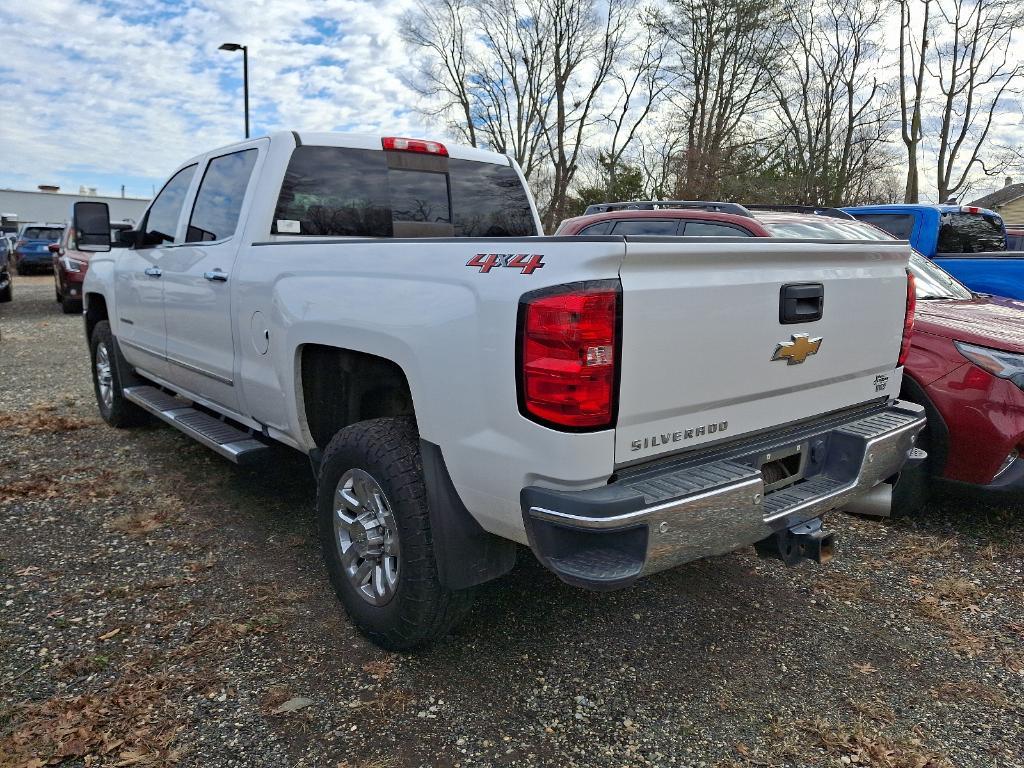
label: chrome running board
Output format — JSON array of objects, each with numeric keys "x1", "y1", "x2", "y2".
[{"x1": 123, "y1": 385, "x2": 270, "y2": 465}]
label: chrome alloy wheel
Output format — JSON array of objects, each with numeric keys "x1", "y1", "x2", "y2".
[
  {"x1": 333, "y1": 468, "x2": 401, "y2": 606},
  {"x1": 95, "y1": 342, "x2": 114, "y2": 409}
]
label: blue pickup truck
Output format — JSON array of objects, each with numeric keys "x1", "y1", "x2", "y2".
[{"x1": 843, "y1": 203, "x2": 1024, "y2": 300}]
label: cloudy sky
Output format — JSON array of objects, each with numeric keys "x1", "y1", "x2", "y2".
[
  {"x1": 1, "y1": 0, "x2": 1021, "y2": 202},
  {"x1": 0, "y1": 0, "x2": 428, "y2": 198}
]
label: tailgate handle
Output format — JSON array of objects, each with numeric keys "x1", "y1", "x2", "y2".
[{"x1": 780, "y1": 283, "x2": 824, "y2": 324}]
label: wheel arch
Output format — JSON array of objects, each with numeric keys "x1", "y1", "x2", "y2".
[
  {"x1": 84, "y1": 291, "x2": 109, "y2": 341},
  {"x1": 297, "y1": 343, "x2": 416, "y2": 451}
]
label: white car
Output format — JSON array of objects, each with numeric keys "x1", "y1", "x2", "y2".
[{"x1": 75, "y1": 131, "x2": 925, "y2": 649}]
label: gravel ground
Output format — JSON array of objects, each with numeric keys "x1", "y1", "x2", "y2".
[{"x1": 1, "y1": 275, "x2": 1022, "y2": 768}]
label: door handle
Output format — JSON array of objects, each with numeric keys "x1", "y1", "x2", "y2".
[
  {"x1": 144, "y1": 266, "x2": 162, "y2": 278},
  {"x1": 204, "y1": 269, "x2": 228, "y2": 282}
]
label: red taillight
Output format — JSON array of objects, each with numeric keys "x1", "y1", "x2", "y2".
[
  {"x1": 381, "y1": 136, "x2": 448, "y2": 156},
  {"x1": 519, "y1": 285, "x2": 619, "y2": 429},
  {"x1": 899, "y1": 270, "x2": 916, "y2": 366}
]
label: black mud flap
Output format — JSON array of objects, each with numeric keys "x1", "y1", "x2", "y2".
[{"x1": 420, "y1": 440, "x2": 517, "y2": 590}]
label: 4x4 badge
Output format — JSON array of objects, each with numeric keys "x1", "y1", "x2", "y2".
[
  {"x1": 772, "y1": 333, "x2": 822, "y2": 365},
  {"x1": 466, "y1": 253, "x2": 545, "y2": 274}
]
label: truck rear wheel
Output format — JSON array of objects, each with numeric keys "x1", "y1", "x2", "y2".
[
  {"x1": 317, "y1": 417, "x2": 473, "y2": 651},
  {"x1": 89, "y1": 320, "x2": 148, "y2": 428}
]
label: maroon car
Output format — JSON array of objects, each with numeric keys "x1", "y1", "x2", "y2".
[{"x1": 51, "y1": 222, "x2": 133, "y2": 314}]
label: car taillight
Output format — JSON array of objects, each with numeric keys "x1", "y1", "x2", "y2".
[
  {"x1": 899, "y1": 270, "x2": 916, "y2": 366},
  {"x1": 381, "y1": 136, "x2": 448, "y2": 156},
  {"x1": 518, "y1": 283, "x2": 620, "y2": 430}
]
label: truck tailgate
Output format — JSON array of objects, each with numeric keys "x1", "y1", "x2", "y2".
[{"x1": 615, "y1": 238, "x2": 910, "y2": 465}]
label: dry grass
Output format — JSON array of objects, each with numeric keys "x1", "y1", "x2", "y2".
[
  {"x1": 362, "y1": 659, "x2": 397, "y2": 680},
  {"x1": 724, "y1": 715, "x2": 953, "y2": 768},
  {"x1": 930, "y1": 680, "x2": 1008, "y2": 708},
  {"x1": 1, "y1": 469, "x2": 137, "y2": 505},
  {"x1": 0, "y1": 478, "x2": 61, "y2": 503},
  {"x1": 108, "y1": 509, "x2": 168, "y2": 536},
  {"x1": 884, "y1": 535, "x2": 957, "y2": 571},
  {"x1": 0, "y1": 672, "x2": 185, "y2": 767},
  {"x1": 0, "y1": 405, "x2": 98, "y2": 436}
]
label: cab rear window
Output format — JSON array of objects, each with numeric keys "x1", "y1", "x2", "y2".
[
  {"x1": 22, "y1": 227, "x2": 63, "y2": 240},
  {"x1": 937, "y1": 212, "x2": 1007, "y2": 253},
  {"x1": 272, "y1": 146, "x2": 536, "y2": 238}
]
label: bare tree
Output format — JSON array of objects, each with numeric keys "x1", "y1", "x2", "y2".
[
  {"x1": 402, "y1": 0, "x2": 646, "y2": 227},
  {"x1": 597, "y1": 11, "x2": 673, "y2": 198},
  {"x1": 401, "y1": 0, "x2": 552, "y2": 177},
  {"x1": 772, "y1": 0, "x2": 896, "y2": 205},
  {"x1": 400, "y1": 0, "x2": 479, "y2": 146},
  {"x1": 898, "y1": 0, "x2": 931, "y2": 202},
  {"x1": 930, "y1": 0, "x2": 1024, "y2": 201},
  {"x1": 636, "y1": 124, "x2": 686, "y2": 198},
  {"x1": 539, "y1": 0, "x2": 633, "y2": 229},
  {"x1": 469, "y1": 0, "x2": 553, "y2": 179},
  {"x1": 659, "y1": 0, "x2": 787, "y2": 199}
]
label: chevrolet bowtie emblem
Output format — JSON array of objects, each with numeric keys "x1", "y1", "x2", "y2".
[{"x1": 772, "y1": 333, "x2": 822, "y2": 365}]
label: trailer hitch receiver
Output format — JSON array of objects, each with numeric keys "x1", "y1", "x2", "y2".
[{"x1": 754, "y1": 517, "x2": 835, "y2": 566}]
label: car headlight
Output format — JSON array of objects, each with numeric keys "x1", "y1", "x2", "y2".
[
  {"x1": 955, "y1": 340, "x2": 1024, "y2": 389},
  {"x1": 60, "y1": 255, "x2": 87, "y2": 273}
]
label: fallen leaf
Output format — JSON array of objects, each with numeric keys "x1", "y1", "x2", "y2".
[
  {"x1": 272, "y1": 696, "x2": 313, "y2": 714},
  {"x1": 98, "y1": 628, "x2": 121, "y2": 642}
]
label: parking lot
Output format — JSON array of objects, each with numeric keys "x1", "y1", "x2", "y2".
[{"x1": 0, "y1": 275, "x2": 1021, "y2": 767}]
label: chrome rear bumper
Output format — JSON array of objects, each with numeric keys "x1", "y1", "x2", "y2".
[{"x1": 521, "y1": 400, "x2": 927, "y2": 589}]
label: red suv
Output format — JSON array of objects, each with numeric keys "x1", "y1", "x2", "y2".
[{"x1": 560, "y1": 201, "x2": 1024, "y2": 498}]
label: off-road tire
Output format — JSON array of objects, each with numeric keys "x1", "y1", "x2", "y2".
[
  {"x1": 317, "y1": 417, "x2": 474, "y2": 651},
  {"x1": 89, "y1": 320, "x2": 148, "y2": 428}
]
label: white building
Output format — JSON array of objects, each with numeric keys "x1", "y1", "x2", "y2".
[{"x1": 0, "y1": 186, "x2": 150, "y2": 232}]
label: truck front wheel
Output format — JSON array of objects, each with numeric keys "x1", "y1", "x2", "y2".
[
  {"x1": 89, "y1": 320, "x2": 147, "y2": 428},
  {"x1": 317, "y1": 417, "x2": 473, "y2": 651}
]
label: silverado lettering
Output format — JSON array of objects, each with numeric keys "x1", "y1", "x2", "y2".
[{"x1": 631, "y1": 421, "x2": 730, "y2": 451}]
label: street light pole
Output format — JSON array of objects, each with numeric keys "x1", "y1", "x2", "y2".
[
  {"x1": 219, "y1": 42, "x2": 250, "y2": 139},
  {"x1": 242, "y1": 45, "x2": 249, "y2": 139}
]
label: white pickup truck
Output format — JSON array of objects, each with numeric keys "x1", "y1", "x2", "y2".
[{"x1": 75, "y1": 131, "x2": 926, "y2": 649}]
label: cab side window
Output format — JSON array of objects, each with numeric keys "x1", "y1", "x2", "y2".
[
  {"x1": 610, "y1": 219, "x2": 680, "y2": 236},
  {"x1": 186, "y1": 149, "x2": 258, "y2": 242},
  {"x1": 853, "y1": 213, "x2": 916, "y2": 240},
  {"x1": 578, "y1": 221, "x2": 613, "y2": 235},
  {"x1": 681, "y1": 221, "x2": 751, "y2": 236},
  {"x1": 141, "y1": 165, "x2": 197, "y2": 248}
]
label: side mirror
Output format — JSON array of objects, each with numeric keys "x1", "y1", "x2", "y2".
[
  {"x1": 48, "y1": 243, "x2": 61, "y2": 253},
  {"x1": 72, "y1": 201, "x2": 111, "y2": 252}
]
